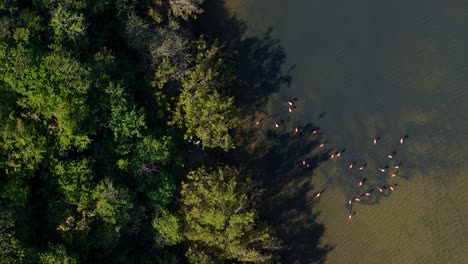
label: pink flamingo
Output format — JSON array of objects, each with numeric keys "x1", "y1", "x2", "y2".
[
  {"x1": 394, "y1": 162, "x2": 402, "y2": 169},
  {"x1": 373, "y1": 136, "x2": 380, "y2": 144},
  {"x1": 400, "y1": 135, "x2": 408, "y2": 144}
]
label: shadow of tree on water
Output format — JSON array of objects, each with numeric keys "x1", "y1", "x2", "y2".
[
  {"x1": 243, "y1": 125, "x2": 333, "y2": 264},
  {"x1": 196, "y1": 1, "x2": 333, "y2": 262},
  {"x1": 197, "y1": 0, "x2": 291, "y2": 109}
]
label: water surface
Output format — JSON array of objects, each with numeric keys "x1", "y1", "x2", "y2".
[{"x1": 226, "y1": 0, "x2": 468, "y2": 263}]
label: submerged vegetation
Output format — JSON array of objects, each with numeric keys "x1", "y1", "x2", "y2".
[{"x1": 0, "y1": 0, "x2": 293, "y2": 263}]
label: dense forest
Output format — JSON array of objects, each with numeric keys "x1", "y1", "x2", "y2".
[{"x1": 0, "y1": 0, "x2": 300, "y2": 263}]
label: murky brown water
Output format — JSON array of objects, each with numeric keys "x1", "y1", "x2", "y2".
[{"x1": 226, "y1": 0, "x2": 468, "y2": 263}]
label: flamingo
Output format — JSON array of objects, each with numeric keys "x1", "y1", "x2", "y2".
[
  {"x1": 400, "y1": 135, "x2": 408, "y2": 144},
  {"x1": 395, "y1": 162, "x2": 402, "y2": 169},
  {"x1": 373, "y1": 136, "x2": 381, "y2": 144},
  {"x1": 315, "y1": 190, "x2": 325, "y2": 198}
]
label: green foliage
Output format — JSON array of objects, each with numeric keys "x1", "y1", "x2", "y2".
[
  {"x1": 42, "y1": 0, "x2": 86, "y2": 41},
  {"x1": 57, "y1": 179, "x2": 133, "y2": 252},
  {"x1": 135, "y1": 135, "x2": 174, "y2": 168},
  {"x1": 0, "y1": 118, "x2": 46, "y2": 174},
  {"x1": 19, "y1": 9, "x2": 43, "y2": 34},
  {"x1": 105, "y1": 82, "x2": 146, "y2": 155},
  {"x1": 90, "y1": 179, "x2": 132, "y2": 226},
  {"x1": 125, "y1": 12, "x2": 152, "y2": 52},
  {"x1": 0, "y1": 1, "x2": 279, "y2": 263},
  {"x1": 0, "y1": 207, "x2": 26, "y2": 263},
  {"x1": 0, "y1": 118, "x2": 46, "y2": 205},
  {"x1": 0, "y1": 41, "x2": 91, "y2": 151},
  {"x1": 172, "y1": 40, "x2": 238, "y2": 150},
  {"x1": 53, "y1": 158, "x2": 93, "y2": 205},
  {"x1": 50, "y1": 4, "x2": 85, "y2": 40},
  {"x1": 180, "y1": 166, "x2": 279, "y2": 263},
  {"x1": 145, "y1": 171, "x2": 176, "y2": 207},
  {"x1": 169, "y1": 0, "x2": 204, "y2": 21},
  {"x1": 151, "y1": 19, "x2": 189, "y2": 70},
  {"x1": 176, "y1": 87, "x2": 237, "y2": 150},
  {"x1": 38, "y1": 244, "x2": 77, "y2": 264},
  {"x1": 152, "y1": 207, "x2": 183, "y2": 247}
]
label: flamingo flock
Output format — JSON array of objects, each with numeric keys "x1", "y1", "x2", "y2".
[{"x1": 253, "y1": 98, "x2": 410, "y2": 220}]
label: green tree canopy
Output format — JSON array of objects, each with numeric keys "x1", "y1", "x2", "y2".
[
  {"x1": 38, "y1": 244, "x2": 77, "y2": 264},
  {"x1": 0, "y1": 36, "x2": 91, "y2": 152},
  {"x1": 152, "y1": 206, "x2": 183, "y2": 248},
  {"x1": 180, "y1": 166, "x2": 280, "y2": 263},
  {"x1": 172, "y1": 40, "x2": 238, "y2": 150},
  {"x1": 0, "y1": 207, "x2": 25, "y2": 264},
  {"x1": 169, "y1": 0, "x2": 204, "y2": 20}
]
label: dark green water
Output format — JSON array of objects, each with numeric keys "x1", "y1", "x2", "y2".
[{"x1": 227, "y1": 0, "x2": 467, "y2": 263}]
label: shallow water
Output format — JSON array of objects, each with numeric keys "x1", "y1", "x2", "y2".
[{"x1": 226, "y1": 0, "x2": 468, "y2": 263}]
